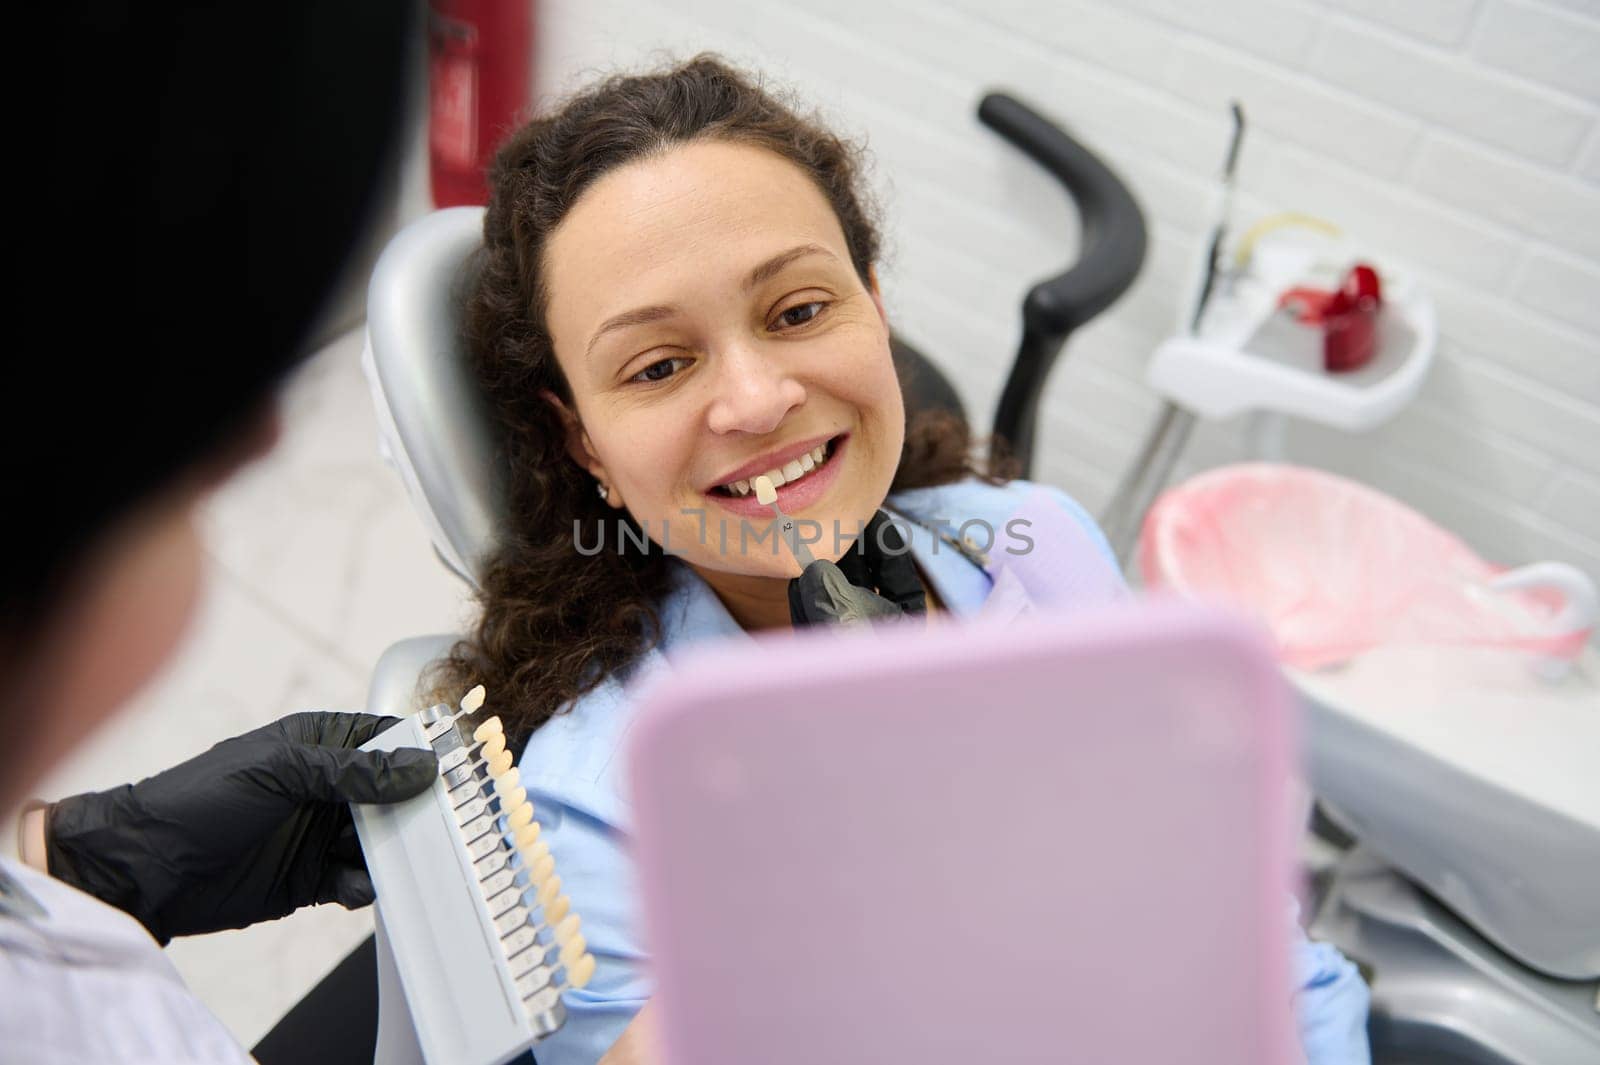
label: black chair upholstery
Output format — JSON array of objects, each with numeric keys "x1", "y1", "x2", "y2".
[{"x1": 252, "y1": 936, "x2": 382, "y2": 1065}]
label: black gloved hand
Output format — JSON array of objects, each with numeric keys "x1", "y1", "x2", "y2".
[
  {"x1": 44, "y1": 711, "x2": 437, "y2": 944},
  {"x1": 788, "y1": 558, "x2": 904, "y2": 625},
  {"x1": 788, "y1": 509, "x2": 927, "y2": 626}
]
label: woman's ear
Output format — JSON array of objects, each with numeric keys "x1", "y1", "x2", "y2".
[{"x1": 539, "y1": 389, "x2": 623, "y2": 507}]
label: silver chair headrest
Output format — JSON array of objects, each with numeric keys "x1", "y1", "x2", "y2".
[{"x1": 362, "y1": 206, "x2": 503, "y2": 588}]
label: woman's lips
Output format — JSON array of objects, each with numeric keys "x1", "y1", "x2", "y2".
[{"x1": 703, "y1": 434, "x2": 848, "y2": 521}]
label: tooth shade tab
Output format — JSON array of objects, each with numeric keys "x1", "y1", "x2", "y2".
[
  {"x1": 544, "y1": 895, "x2": 572, "y2": 926},
  {"x1": 460, "y1": 684, "x2": 486, "y2": 713},
  {"x1": 472, "y1": 716, "x2": 503, "y2": 743},
  {"x1": 567, "y1": 952, "x2": 596, "y2": 989},
  {"x1": 754, "y1": 476, "x2": 777, "y2": 504},
  {"x1": 479, "y1": 732, "x2": 507, "y2": 761}
]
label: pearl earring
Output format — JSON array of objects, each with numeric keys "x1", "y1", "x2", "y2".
[{"x1": 597, "y1": 482, "x2": 609, "y2": 502}]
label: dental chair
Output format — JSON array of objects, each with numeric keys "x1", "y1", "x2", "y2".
[{"x1": 250, "y1": 91, "x2": 1146, "y2": 1065}]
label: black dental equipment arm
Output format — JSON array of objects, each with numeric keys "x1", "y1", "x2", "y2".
[{"x1": 979, "y1": 92, "x2": 1148, "y2": 478}]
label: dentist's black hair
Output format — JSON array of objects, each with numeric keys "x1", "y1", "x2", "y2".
[{"x1": 4, "y1": 4, "x2": 417, "y2": 705}]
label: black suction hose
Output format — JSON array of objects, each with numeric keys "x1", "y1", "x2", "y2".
[{"x1": 978, "y1": 93, "x2": 1148, "y2": 476}]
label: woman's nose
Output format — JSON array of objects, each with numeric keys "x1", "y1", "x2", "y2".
[{"x1": 704, "y1": 344, "x2": 806, "y2": 436}]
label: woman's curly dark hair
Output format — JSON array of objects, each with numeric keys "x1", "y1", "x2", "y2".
[{"x1": 428, "y1": 54, "x2": 1015, "y2": 745}]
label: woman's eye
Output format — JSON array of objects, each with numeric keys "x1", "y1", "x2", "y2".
[
  {"x1": 775, "y1": 301, "x2": 827, "y2": 329},
  {"x1": 631, "y1": 356, "x2": 690, "y2": 384}
]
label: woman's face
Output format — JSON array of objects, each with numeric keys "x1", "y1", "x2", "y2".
[{"x1": 542, "y1": 140, "x2": 905, "y2": 592}]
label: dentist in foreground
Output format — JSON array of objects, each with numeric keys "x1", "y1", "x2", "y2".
[{"x1": 1, "y1": 4, "x2": 435, "y2": 1062}]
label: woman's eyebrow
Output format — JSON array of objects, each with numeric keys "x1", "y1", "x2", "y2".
[
  {"x1": 585, "y1": 244, "x2": 841, "y2": 361},
  {"x1": 741, "y1": 242, "x2": 838, "y2": 291},
  {"x1": 586, "y1": 304, "x2": 677, "y2": 361}
]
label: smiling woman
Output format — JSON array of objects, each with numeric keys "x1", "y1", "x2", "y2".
[{"x1": 432, "y1": 54, "x2": 1005, "y2": 746}]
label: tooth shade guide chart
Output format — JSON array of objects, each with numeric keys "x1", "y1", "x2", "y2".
[{"x1": 352, "y1": 691, "x2": 597, "y2": 1064}]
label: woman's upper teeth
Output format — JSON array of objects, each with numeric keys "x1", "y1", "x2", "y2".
[{"x1": 724, "y1": 443, "x2": 828, "y2": 496}]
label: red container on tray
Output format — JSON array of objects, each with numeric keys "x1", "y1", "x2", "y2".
[{"x1": 1278, "y1": 264, "x2": 1383, "y2": 373}]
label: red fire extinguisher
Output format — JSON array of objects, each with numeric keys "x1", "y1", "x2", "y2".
[{"x1": 428, "y1": 0, "x2": 535, "y2": 208}]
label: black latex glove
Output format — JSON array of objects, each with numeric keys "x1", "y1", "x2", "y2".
[
  {"x1": 788, "y1": 509, "x2": 927, "y2": 626},
  {"x1": 45, "y1": 711, "x2": 437, "y2": 944}
]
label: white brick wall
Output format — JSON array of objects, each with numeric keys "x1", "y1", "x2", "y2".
[
  {"x1": 1309, "y1": 16, "x2": 1591, "y2": 164},
  {"x1": 1473, "y1": 0, "x2": 1600, "y2": 100},
  {"x1": 532, "y1": 0, "x2": 1600, "y2": 582},
  {"x1": 1324, "y1": 0, "x2": 1481, "y2": 48},
  {"x1": 1581, "y1": 130, "x2": 1600, "y2": 182}
]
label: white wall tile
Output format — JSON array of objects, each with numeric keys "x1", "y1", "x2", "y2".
[
  {"x1": 1068, "y1": 311, "x2": 1182, "y2": 389},
  {"x1": 1042, "y1": 58, "x2": 1239, "y2": 175},
  {"x1": 1260, "y1": 146, "x2": 1526, "y2": 290},
  {"x1": 1039, "y1": 400, "x2": 1155, "y2": 495},
  {"x1": 1581, "y1": 130, "x2": 1600, "y2": 183},
  {"x1": 888, "y1": 279, "x2": 1017, "y2": 410},
  {"x1": 1165, "y1": 40, "x2": 1422, "y2": 181},
  {"x1": 1471, "y1": 0, "x2": 1600, "y2": 102},
  {"x1": 1418, "y1": 345, "x2": 1600, "y2": 474},
  {"x1": 1515, "y1": 249, "x2": 1600, "y2": 333},
  {"x1": 1302, "y1": 399, "x2": 1555, "y2": 506},
  {"x1": 1539, "y1": 470, "x2": 1600, "y2": 537},
  {"x1": 1410, "y1": 133, "x2": 1600, "y2": 260},
  {"x1": 1112, "y1": 0, "x2": 1323, "y2": 65},
  {"x1": 952, "y1": 0, "x2": 1179, "y2": 78},
  {"x1": 1309, "y1": 20, "x2": 1592, "y2": 164},
  {"x1": 1427, "y1": 274, "x2": 1600, "y2": 405},
  {"x1": 890, "y1": 177, "x2": 1074, "y2": 292},
  {"x1": 1325, "y1": 0, "x2": 1485, "y2": 49},
  {"x1": 1533, "y1": 0, "x2": 1600, "y2": 20}
]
